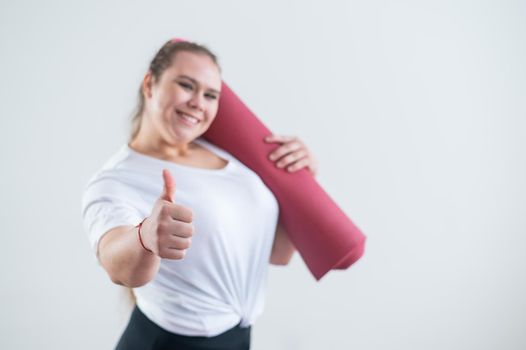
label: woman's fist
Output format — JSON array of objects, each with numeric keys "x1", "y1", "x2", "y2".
[{"x1": 140, "y1": 169, "x2": 194, "y2": 260}]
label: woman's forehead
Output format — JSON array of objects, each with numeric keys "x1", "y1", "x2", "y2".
[{"x1": 167, "y1": 52, "x2": 221, "y2": 90}]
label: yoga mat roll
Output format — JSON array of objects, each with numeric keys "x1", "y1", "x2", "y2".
[{"x1": 203, "y1": 83, "x2": 366, "y2": 280}]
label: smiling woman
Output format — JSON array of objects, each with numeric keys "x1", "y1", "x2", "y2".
[
  {"x1": 129, "y1": 42, "x2": 222, "y2": 159},
  {"x1": 81, "y1": 39, "x2": 319, "y2": 350}
]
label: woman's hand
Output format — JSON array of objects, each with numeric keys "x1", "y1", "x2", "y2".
[
  {"x1": 141, "y1": 169, "x2": 195, "y2": 260},
  {"x1": 265, "y1": 134, "x2": 319, "y2": 176}
]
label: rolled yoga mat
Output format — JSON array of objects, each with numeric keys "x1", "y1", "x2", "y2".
[{"x1": 175, "y1": 39, "x2": 366, "y2": 280}]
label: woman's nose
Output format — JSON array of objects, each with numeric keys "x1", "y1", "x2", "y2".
[{"x1": 188, "y1": 93, "x2": 205, "y2": 111}]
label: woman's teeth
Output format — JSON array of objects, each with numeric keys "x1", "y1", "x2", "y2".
[{"x1": 178, "y1": 112, "x2": 199, "y2": 124}]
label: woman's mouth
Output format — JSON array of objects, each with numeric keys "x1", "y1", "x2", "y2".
[{"x1": 176, "y1": 111, "x2": 200, "y2": 126}]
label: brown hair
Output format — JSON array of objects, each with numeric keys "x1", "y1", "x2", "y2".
[{"x1": 128, "y1": 40, "x2": 220, "y2": 143}]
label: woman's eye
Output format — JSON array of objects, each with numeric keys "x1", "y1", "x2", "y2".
[
  {"x1": 205, "y1": 94, "x2": 218, "y2": 100},
  {"x1": 178, "y1": 82, "x2": 193, "y2": 90}
]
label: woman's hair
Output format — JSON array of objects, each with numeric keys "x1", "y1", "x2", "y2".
[{"x1": 128, "y1": 40, "x2": 220, "y2": 143}]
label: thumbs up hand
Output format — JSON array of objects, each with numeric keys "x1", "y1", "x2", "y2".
[{"x1": 140, "y1": 169, "x2": 194, "y2": 260}]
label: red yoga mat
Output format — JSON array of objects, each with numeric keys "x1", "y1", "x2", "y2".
[{"x1": 175, "y1": 39, "x2": 366, "y2": 280}]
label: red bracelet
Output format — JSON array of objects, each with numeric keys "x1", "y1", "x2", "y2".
[{"x1": 136, "y1": 217, "x2": 153, "y2": 253}]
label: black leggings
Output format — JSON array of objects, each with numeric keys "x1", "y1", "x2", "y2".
[{"x1": 115, "y1": 306, "x2": 251, "y2": 350}]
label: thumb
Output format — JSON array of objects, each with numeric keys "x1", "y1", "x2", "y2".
[{"x1": 161, "y1": 169, "x2": 176, "y2": 202}]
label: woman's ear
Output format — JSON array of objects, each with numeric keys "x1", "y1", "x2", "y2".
[{"x1": 142, "y1": 72, "x2": 153, "y2": 99}]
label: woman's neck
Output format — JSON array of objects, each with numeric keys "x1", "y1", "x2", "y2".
[{"x1": 129, "y1": 126, "x2": 195, "y2": 160}]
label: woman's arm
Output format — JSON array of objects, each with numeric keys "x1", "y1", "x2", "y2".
[
  {"x1": 264, "y1": 134, "x2": 318, "y2": 265},
  {"x1": 98, "y1": 222, "x2": 161, "y2": 288},
  {"x1": 270, "y1": 222, "x2": 296, "y2": 265},
  {"x1": 95, "y1": 169, "x2": 194, "y2": 288}
]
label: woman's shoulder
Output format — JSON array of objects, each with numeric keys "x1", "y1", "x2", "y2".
[{"x1": 82, "y1": 145, "x2": 147, "y2": 196}]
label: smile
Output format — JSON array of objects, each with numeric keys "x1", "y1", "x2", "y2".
[{"x1": 176, "y1": 111, "x2": 200, "y2": 125}]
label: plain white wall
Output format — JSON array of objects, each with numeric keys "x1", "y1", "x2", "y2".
[{"x1": 1, "y1": 0, "x2": 525, "y2": 349}]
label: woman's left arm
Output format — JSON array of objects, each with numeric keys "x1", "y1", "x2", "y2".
[
  {"x1": 270, "y1": 222, "x2": 295, "y2": 265},
  {"x1": 265, "y1": 134, "x2": 319, "y2": 265}
]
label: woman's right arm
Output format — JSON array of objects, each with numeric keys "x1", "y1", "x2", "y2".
[
  {"x1": 97, "y1": 222, "x2": 161, "y2": 288},
  {"x1": 95, "y1": 169, "x2": 194, "y2": 288}
]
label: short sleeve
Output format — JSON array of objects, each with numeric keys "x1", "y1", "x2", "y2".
[{"x1": 81, "y1": 171, "x2": 144, "y2": 260}]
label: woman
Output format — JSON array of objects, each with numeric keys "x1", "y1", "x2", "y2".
[{"x1": 81, "y1": 40, "x2": 318, "y2": 350}]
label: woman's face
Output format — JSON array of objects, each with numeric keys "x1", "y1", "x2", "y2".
[{"x1": 144, "y1": 51, "x2": 222, "y2": 147}]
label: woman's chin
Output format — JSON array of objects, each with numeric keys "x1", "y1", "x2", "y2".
[{"x1": 169, "y1": 129, "x2": 199, "y2": 146}]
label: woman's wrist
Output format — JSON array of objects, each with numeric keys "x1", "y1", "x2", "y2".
[{"x1": 136, "y1": 217, "x2": 154, "y2": 254}]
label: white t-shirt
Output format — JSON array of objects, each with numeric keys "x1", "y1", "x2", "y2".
[{"x1": 81, "y1": 138, "x2": 279, "y2": 337}]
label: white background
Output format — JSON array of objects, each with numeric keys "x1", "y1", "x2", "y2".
[{"x1": 1, "y1": 0, "x2": 525, "y2": 349}]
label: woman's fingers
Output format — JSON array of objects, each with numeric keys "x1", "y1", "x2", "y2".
[
  {"x1": 157, "y1": 223, "x2": 193, "y2": 259},
  {"x1": 285, "y1": 156, "x2": 311, "y2": 173},
  {"x1": 265, "y1": 134, "x2": 319, "y2": 176},
  {"x1": 276, "y1": 149, "x2": 308, "y2": 168},
  {"x1": 264, "y1": 134, "x2": 296, "y2": 144},
  {"x1": 161, "y1": 203, "x2": 194, "y2": 223},
  {"x1": 160, "y1": 247, "x2": 187, "y2": 260},
  {"x1": 267, "y1": 140, "x2": 302, "y2": 161}
]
